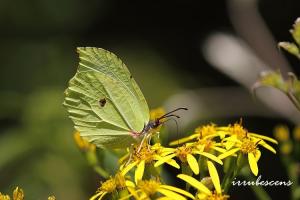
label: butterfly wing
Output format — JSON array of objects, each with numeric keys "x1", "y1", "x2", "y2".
[{"x1": 63, "y1": 47, "x2": 150, "y2": 148}]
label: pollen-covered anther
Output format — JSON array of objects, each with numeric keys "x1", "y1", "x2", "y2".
[
  {"x1": 230, "y1": 123, "x2": 248, "y2": 139},
  {"x1": 207, "y1": 191, "x2": 230, "y2": 200},
  {"x1": 196, "y1": 124, "x2": 216, "y2": 139},
  {"x1": 175, "y1": 145, "x2": 192, "y2": 162},
  {"x1": 137, "y1": 180, "x2": 161, "y2": 196},
  {"x1": 133, "y1": 144, "x2": 155, "y2": 163},
  {"x1": 99, "y1": 178, "x2": 116, "y2": 193},
  {"x1": 240, "y1": 139, "x2": 257, "y2": 154},
  {"x1": 114, "y1": 173, "x2": 126, "y2": 189}
]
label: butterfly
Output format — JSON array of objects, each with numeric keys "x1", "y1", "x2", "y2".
[{"x1": 63, "y1": 47, "x2": 187, "y2": 148}]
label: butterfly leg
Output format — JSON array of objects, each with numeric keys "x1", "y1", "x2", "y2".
[
  {"x1": 125, "y1": 143, "x2": 135, "y2": 166},
  {"x1": 137, "y1": 133, "x2": 149, "y2": 153}
]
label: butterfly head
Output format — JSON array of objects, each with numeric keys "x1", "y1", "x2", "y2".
[{"x1": 143, "y1": 107, "x2": 188, "y2": 134}]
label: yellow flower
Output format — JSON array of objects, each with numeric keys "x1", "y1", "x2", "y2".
[
  {"x1": 73, "y1": 131, "x2": 96, "y2": 152},
  {"x1": 274, "y1": 125, "x2": 290, "y2": 142},
  {"x1": 121, "y1": 179, "x2": 194, "y2": 200},
  {"x1": 12, "y1": 188, "x2": 24, "y2": 200},
  {"x1": 0, "y1": 187, "x2": 24, "y2": 200},
  {"x1": 217, "y1": 121, "x2": 278, "y2": 145},
  {"x1": 120, "y1": 143, "x2": 179, "y2": 184},
  {"x1": 90, "y1": 172, "x2": 127, "y2": 200},
  {"x1": 169, "y1": 124, "x2": 219, "y2": 146},
  {"x1": 48, "y1": 196, "x2": 56, "y2": 200},
  {"x1": 155, "y1": 143, "x2": 223, "y2": 175},
  {"x1": 0, "y1": 187, "x2": 54, "y2": 200},
  {"x1": 0, "y1": 193, "x2": 10, "y2": 200},
  {"x1": 178, "y1": 161, "x2": 229, "y2": 200},
  {"x1": 218, "y1": 136, "x2": 276, "y2": 176}
]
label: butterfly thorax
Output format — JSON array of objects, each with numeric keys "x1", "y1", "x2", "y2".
[
  {"x1": 130, "y1": 119, "x2": 160, "y2": 138},
  {"x1": 141, "y1": 120, "x2": 160, "y2": 135}
]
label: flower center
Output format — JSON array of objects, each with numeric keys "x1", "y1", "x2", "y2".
[
  {"x1": 240, "y1": 139, "x2": 257, "y2": 154},
  {"x1": 207, "y1": 192, "x2": 230, "y2": 200},
  {"x1": 197, "y1": 139, "x2": 214, "y2": 152},
  {"x1": 229, "y1": 123, "x2": 247, "y2": 139},
  {"x1": 114, "y1": 173, "x2": 126, "y2": 189},
  {"x1": 176, "y1": 145, "x2": 192, "y2": 162},
  {"x1": 134, "y1": 144, "x2": 155, "y2": 163},
  {"x1": 138, "y1": 180, "x2": 160, "y2": 196},
  {"x1": 195, "y1": 124, "x2": 216, "y2": 139},
  {"x1": 100, "y1": 178, "x2": 116, "y2": 193}
]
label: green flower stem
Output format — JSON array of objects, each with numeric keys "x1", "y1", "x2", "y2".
[
  {"x1": 112, "y1": 191, "x2": 119, "y2": 200},
  {"x1": 223, "y1": 153, "x2": 247, "y2": 193},
  {"x1": 93, "y1": 165, "x2": 110, "y2": 178},
  {"x1": 118, "y1": 189, "x2": 129, "y2": 199},
  {"x1": 222, "y1": 156, "x2": 236, "y2": 192},
  {"x1": 287, "y1": 91, "x2": 300, "y2": 111},
  {"x1": 198, "y1": 156, "x2": 207, "y2": 180},
  {"x1": 181, "y1": 162, "x2": 193, "y2": 190},
  {"x1": 86, "y1": 151, "x2": 109, "y2": 178},
  {"x1": 144, "y1": 163, "x2": 160, "y2": 179}
]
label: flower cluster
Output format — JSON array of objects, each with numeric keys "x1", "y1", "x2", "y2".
[
  {"x1": 86, "y1": 109, "x2": 277, "y2": 200},
  {"x1": 0, "y1": 187, "x2": 55, "y2": 200}
]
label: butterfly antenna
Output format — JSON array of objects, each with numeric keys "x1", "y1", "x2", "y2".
[
  {"x1": 162, "y1": 114, "x2": 180, "y2": 119},
  {"x1": 158, "y1": 107, "x2": 188, "y2": 120},
  {"x1": 162, "y1": 117, "x2": 180, "y2": 145}
]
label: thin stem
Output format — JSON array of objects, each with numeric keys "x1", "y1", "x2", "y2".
[{"x1": 287, "y1": 91, "x2": 300, "y2": 111}]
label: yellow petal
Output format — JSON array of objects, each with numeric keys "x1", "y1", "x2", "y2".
[
  {"x1": 125, "y1": 180, "x2": 135, "y2": 187},
  {"x1": 165, "y1": 160, "x2": 180, "y2": 169},
  {"x1": 258, "y1": 141, "x2": 276, "y2": 154},
  {"x1": 211, "y1": 146, "x2": 227, "y2": 153},
  {"x1": 187, "y1": 154, "x2": 199, "y2": 175},
  {"x1": 249, "y1": 133, "x2": 278, "y2": 144},
  {"x1": 197, "y1": 193, "x2": 207, "y2": 200},
  {"x1": 255, "y1": 150, "x2": 261, "y2": 162},
  {"x1": 248, "y1": 153, "x2": 258, "y2": 176},
  {"x1": 160, "y1": 185, "x2": 195, "y2": 199},
  {"x1": 157, "y1": 188, "x2": 187, "y2": 200},
  {"x1": 225, "y1": 141, "x2": 235, "y2": 150},
  {"x1": 217, "y1": 148, "x2": 240, "y2": 160},
  {"x1": 154, "y1": 154, "x2": 177, "y2": 167},
  {"x1": 118, "y1": 194, "x2": 133, "y2": 200},
  {"x1": 127, "y1": 187, "x2": 140, "y2": 199},
  {"x1": 121, "y1": 161, "x2": 139, "y2": 176},
  {"x1": 169, "y1": 134, "x2": 198, "y2": 146},
  {"x1": 177, "y1": 174, "x2": 211, "y2": 195},
  {"x1": 98, "y1": 192, "x2": 107, "y2": 200},
  {"x1": 135, "y1": 160, "x2": 145, "y2": 184},
  {"x1": 207, "y1": 161, "x2": 221, "y2": 194},
  {"x1": 156, "y1": 197, "x2": 174, "y2": 200},
  {"x1": 89, "y1": 191, "x2": 103, "y2": 200},
  {"x1": 196, "y1": 152, "x2": 223, "y2": 165}
]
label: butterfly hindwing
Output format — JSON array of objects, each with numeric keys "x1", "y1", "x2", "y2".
[{"x1": 63, "y1": 47, "x2": 150, "y2": 148}]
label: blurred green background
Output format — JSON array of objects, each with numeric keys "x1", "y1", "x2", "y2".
[{"x1": 0, "y1": 0, "x2": 299, "y2": 199}]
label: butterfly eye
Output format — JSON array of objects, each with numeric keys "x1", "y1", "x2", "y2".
[{"x1": 99, "y1": 98, "x2": 107, "y2": 107}]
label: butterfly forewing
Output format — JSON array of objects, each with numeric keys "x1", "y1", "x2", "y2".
[{"x1": 63, "y1": 47, "x2": 150, "y2": 148}]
